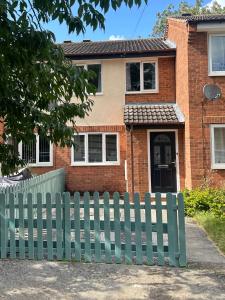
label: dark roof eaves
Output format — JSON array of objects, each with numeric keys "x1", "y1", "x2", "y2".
[{"x1": 65, "y1": 49, "x2": 176, "y2": 60}]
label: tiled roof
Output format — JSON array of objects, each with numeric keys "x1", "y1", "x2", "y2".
[
  {"x1": 170, "y1": 14, "x2": 225, "y2": 24},
  {"x1": 60, "y1": 38, "x2": 175, "y2": 59},
  {"x1": 124, "y1": 104, "x2": 184, "y2": 125}
]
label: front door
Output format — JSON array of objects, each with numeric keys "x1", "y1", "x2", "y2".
[{"x1": 150, "y1": 131, "x2": 177, "y2": 193}]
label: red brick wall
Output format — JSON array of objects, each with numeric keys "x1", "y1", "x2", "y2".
[
  {"x1": 168, "y1": 18, "x2": 225, "y2": 189},
  {"x1": 125, "y1": 57, "x2": 176, "y2": 104},
  {"x1": 32, "y1": 125, "x2": 127, "y2": 193}
]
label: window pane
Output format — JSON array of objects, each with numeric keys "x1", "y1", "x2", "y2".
[
  {"x1": 106, "y1": 135, "x2": 117, "y2": 161},
  {"x1": 88, "y1": 134, "x2": 102, "y2": 163},
  {"x1": 211, "y1": 35, "x2": 225, "y2": 72},
  {"x1": 39, "y1": 136, "x2": 50, "y2": 162},
  {"x1": 22, "y1": 136, "x2": 36, "y2": 164},
  {"x1": 126, "y1": 63, "x2": 140, "y2": 91},
  {"x1": 74, "y1": 135, "x2": 85, "y2": 162},
  {"x1": 87, "y1": 64, "x2": 102, "y2": 93},
  {"x1": 214, "y1": 127, "x2": 225, "y2": 164},
  {"x1": 143, "y1": 63, "x2": 156, "y2": 90}
]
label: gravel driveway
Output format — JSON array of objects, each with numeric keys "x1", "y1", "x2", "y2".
[{"x1": 0, "y1": 260, "x2": 224, "y2": 300}]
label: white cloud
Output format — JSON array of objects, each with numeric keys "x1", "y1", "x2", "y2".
[
  {"x1": 206, "y1": 0, "x2": 225, "y2": 7},
  {"x1": 109, "y1": 35, "x2": 125, "y2": 41}
]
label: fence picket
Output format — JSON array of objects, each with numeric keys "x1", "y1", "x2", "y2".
[
  {"x1": 144, "y1": 193, "x2": 153, "y2": 265},
  {"x1": 177, "y1": 193, "x2": 187, "y2": 267},
  {"x1": 134, "y1": 193, "x2": 142, "y2": 265},
  {"x1": 124, "y1": 193, "x2": 132, "y2": 264},
  {"x1": 18, "y1": 193, "x2": 25, "y2": 259},
  {"x1": 0, "y1": 193, "x2": 6, "y2": 259},
  {"x1": 56, "y1": 193, "x2": 63, "y2": 260},
  {"x1": 104, "y1": 192, "x2": 111, "y2": 264},
  {"x1": 84, "y1": 192, "x2": 91, "y2": 263},
  {"x1": 46, "y1": 193, "x2": 53, "y2": 260},
  {"x1": 9, "y1": 193, "x2": 16, "y2": 259},
  {"x1": 156, "y1": 192, "x2": 164, "y2": 266},
  {"x1": 37, "y1": 193, "x2": 43, "y2": 260},
  {"x1": 94, "y1": 192, "x2": 101, "y2": 262},
  {"x1": 27, "y1": 193, "x2": 34, "y2": 259},
  {"x1": 74, "y1": 192, "x2": 81, "y2": 261},
  {"x1": 167, "y1": 193, "x2": 176, "y2": 266},
  {"x1": 64, "y1": 192, "x2": 71, "y2": 260},
  {"x1": 113, "y1": 192, "x2": 121, "y2": 264}
]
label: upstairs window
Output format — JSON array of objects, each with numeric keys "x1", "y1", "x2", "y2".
[
  {"x1": 78, "y1": 63, "x2": 102, "y2": 93},
  {"x1": 209, "y1": 34, "x2": 225, "y2": 76},
  {"x1": 87, "y1": 64, "x2": 102, "y2": 93},
  {"x1": 18, "y1": 135, "x2": 53, "y2": 166},
  {"x1": 126, "y1": 61, "x2": 157, "y2": 92},
  {"x1": 72, "y1": 133, "x2": 119, "y2": 165},
  {"x1": 211, "y1": 125, "x2": 225, "y2": 169}
]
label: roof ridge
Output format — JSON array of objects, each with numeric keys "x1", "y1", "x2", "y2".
[{"x1": 59, "y1": 37, "x2": 165, "y2": 46}]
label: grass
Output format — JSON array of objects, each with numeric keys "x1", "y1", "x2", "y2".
[{"x1": 194, "y1": 212, "x2": 225, "y2": 255}]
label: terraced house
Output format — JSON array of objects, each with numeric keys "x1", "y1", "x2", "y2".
[{"x1": 21, "y1": 14, "x2": 225, "y2": 196}]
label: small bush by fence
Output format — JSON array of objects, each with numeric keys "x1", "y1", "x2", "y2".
[
  {"x1": 0, "y1": 191, "x2": 186, "y2": 267},
  {"x1": 183, "y1": 188, "x2": 225, "y2": 219}
]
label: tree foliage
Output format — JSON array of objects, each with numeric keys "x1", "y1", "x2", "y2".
[
  {"x1": 152, "y1": 0, "x2": 225, "y2": 37},
  {"x1": 0, "y1": 0, "x2": 145, "y2": 175}
]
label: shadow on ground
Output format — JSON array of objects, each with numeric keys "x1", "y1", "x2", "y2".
[{"x1": 0, "y1": 260, "x2": 224, "y2": 300}]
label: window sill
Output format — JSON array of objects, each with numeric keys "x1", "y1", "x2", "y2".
[
  {"x1": 89, "y1": 92, "x2": 103, "y2": 96},
  {"x1": 208, "y1": 71, "x2": 225, "y2": 77},
  {"x1": 211, "y1": 164, "x2": 225, "y2": 170},
  {"x1": 71, "y1": 162, "x2": 120, "y2": 167},
  {"x1": 125, "y1": 90, "x2": 159, "y2": 95},
  {"x1": 28, "y1": 163, "x2": 53, "y2": 167}
]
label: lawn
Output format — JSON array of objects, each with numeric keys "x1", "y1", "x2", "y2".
[{"x1": 194, "y1": 212, "x2": 225, "y2": 255}]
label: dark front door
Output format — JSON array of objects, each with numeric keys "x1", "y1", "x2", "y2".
[{"x1": 150, "y1": 131, "x2": 177, "y2": 193}]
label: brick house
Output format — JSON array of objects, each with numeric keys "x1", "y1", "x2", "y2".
[{"x1": 18, "y1": 14, "x2": 225, "y2": 196}]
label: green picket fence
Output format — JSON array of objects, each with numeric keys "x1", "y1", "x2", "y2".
[
  {"x1": 0, "y1": 191, "x2": 186, "y2": 267},
  {"x1": 0, "y1": 168, "x2": 65, "y2": 196}
]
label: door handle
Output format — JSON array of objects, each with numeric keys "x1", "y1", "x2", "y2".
[{"x1": 158, "y1": 164, "x2": 169, "y2": 168}]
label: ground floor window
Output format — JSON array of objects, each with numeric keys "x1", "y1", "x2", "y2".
[
  {"x1": 72, "y1": 133, "x2": 119, "y2": 165},
  {"x1": 18, "y1": 135, "x2": 53, "y2": 166},
  {"x1": 211, "y1": 124, "x2": 225, "y2": 169}
]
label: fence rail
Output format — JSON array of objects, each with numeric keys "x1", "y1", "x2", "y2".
[
  {"x1": 0, "y1": 168, "x2": 65, "y2": 197},
  {"x1": 0, "y1": 191, "x2": 187, "y2": 267}
]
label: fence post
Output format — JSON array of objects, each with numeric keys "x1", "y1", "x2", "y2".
[{"x1": 177, "y1": 193, "x2": 187, "y2": 267}]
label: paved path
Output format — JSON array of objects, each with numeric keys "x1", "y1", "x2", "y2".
[
  {"x1": 186, "y1": 217, "x2": 225, "y2": 265},
  {"x1": 0, "y1": 218, "x2": 224, "y2": 300}
]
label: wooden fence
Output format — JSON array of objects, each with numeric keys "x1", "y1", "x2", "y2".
[
  {"x1": 0, "y1": 191, "x2": 186, "y2": 267},
  {"x1": 0, "y1": 168, "x2": 65, "y2": 198}
]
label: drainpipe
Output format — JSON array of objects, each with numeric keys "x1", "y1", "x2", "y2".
[{"x1": 130, "y1": 125, "x2": 134, "y2": 197}]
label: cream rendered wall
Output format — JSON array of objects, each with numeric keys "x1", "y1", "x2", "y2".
[{"x1": 72, "y1": 58, "x2": 125, "y2": 126}]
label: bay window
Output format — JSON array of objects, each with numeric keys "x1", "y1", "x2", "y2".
[
  {"x1": 126, "y1": 61, "x2": 157, "y2": 92},
  {"x1": 18, "y1": 135, "x2": 53, "y2": 166},
  {"x1": 72, "y1": 133, "x2": 119, "y2": 165},
  {"x1": 209, "y1": 34, "x2": 225, "y2": 76},
  {"x1": 211, "y1": 125, "x2": 225, "y2": 169}
]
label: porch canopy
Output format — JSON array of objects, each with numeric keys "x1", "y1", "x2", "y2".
[{"x1": 124, "y1": 103, "x2": 184, "y2": 126}]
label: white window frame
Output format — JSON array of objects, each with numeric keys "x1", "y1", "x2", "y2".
[
  {"x1": 208, "y1": 33, "x2": 225, "y2": 76},
  {"x1": 211, "y1": 124, "x2": 225, "y2": 169},
  {"x1": 18, "y1": 134, "x2": 53, "y2": 167},
  {"x1": 77, "y1": 62, "x2": 103, "y2": 95},
  {"x1": 125, "y1": 59, "x2": 159, "y2": 94},
  {"x1": 71, "y1": 132, "x2": 120, "y2": 166}
]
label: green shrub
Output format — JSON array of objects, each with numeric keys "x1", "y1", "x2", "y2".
[{"x1": 183, "y1": 188, "x2": 225, "y2": 219}]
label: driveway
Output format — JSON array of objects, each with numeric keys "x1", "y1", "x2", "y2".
[{"x1": 0, "y1": 218, "x2": 224, "y2": 300}]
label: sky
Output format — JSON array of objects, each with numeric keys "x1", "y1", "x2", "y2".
[{"x1": 44, "y1": 0, "x2": 225, "y2": 43}]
